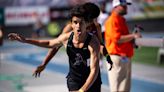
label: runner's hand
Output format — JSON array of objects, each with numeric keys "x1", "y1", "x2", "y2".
[
  {"x1": 8, "y1": 33, "x2": 26, "y2": 42},
  {"x1": 33, "y1": 65, "x2": 46, "y2": 78}
]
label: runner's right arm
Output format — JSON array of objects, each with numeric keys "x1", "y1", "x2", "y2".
[{"x1": 8, "y1": 33, "x2": 64, "y2": 48}]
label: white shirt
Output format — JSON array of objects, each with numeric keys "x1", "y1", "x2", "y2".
[{"x1": 97, "y1": 12, "x2": 108, "y2": 32}]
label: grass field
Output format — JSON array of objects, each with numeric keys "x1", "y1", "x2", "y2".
[
  {"x1": 132, "y1": 46, "x2": 164, "y2": 67},
  {"x1": 61, "y1": 46, "x2": 164, "y2": 67}
]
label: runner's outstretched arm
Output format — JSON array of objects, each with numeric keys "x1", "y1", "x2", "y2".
[
  {"x1": 8, "y1": 33, "x2": 62, "y2": 48},
  {"x1": 32, "y1": 23, "x2": 73, "y2": 77}
]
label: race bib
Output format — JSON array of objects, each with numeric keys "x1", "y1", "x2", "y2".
[{"x1": 87, "y1": 59, "x2": 90, "y2": 67}]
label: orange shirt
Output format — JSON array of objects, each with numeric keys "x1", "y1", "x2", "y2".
[{"x1": 104, "y1": 12, "x2": 133, "y2": 58}]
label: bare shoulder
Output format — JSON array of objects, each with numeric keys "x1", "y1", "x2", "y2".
[
  {"x1": 88, "y1": 35, "x2": 100, "y2": 51},
  {"x1": 62, "y1": 23, "x2": 72, "y2": 34},
  {"x1": 48, "y1": 32, "x2": 72, "y2": 48},
  {"x1": 59, "y1": 32, "x2": 72, "y2": 47},
  {"x1": 58, "y1": 32, "x2": 72, "y2": 41}
]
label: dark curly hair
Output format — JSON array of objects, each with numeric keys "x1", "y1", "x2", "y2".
[
  {"x1": 69, "y1": 5, "x2": 86, "y2": 20},
  {"x1": 69, "y1": 2, "x2": 100, "y2": 22},
  {"x1": 82, "y1": 2, "x2": 100, "y2": 20}
]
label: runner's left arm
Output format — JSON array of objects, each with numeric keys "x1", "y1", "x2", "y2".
[{"x1": 79, "y1": 35, "x2": 100, "y2": 92}]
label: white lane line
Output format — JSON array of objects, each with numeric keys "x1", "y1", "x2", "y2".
[{"x1": 24, "y1": 84, "x2": 68, "y2": 92}]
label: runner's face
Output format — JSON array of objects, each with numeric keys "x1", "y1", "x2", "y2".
[
  {"x1": 117, "y1": 5, "x2": 127, "y2": 15},
  {"x1": 71, "y1": 16, "x2": 87, "y2": 36}
]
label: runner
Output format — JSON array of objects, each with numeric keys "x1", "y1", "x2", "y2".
[{"x1": 8, "y1": 4, "x2": 102, "y2": 92}]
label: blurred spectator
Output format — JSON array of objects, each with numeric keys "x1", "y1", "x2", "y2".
[
  {"x1": 31, "y1": 19, "x2": 45, "y2": 38},
  {"x1": 97, "y1": 1, "x2": 109, "y2": 42},
  {"x1": 68, "y1": 0, "x2": 96, "y2": 6},
  {"x1": 0, "y1": 25, "x2": 3, "y2": 46},
  {"x1": 69, "y1": 0, "x2": 85, "y2": 6}
]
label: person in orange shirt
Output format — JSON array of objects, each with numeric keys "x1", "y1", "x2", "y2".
[{"x1": 104, "y1": 0, "x2": 142, "y2": 92}]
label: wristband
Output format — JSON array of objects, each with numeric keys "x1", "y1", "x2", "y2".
[{"x1": 79, "y1": 89, "x2": 84, "y2": 92}]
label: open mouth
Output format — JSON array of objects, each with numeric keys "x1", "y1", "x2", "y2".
[
  {"x1": 77, "y1": 30, "x2": 81, "y2": 35},
  {"x1": 77, "y1": 29, "x2": 81, "y2": 32}
]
